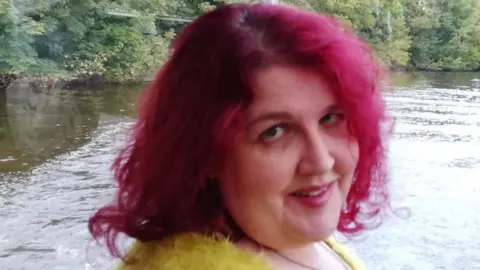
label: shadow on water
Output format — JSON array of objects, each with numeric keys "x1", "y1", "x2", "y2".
[{"x1": 0, "y1": 79, "x2": 144, "y2": 173}]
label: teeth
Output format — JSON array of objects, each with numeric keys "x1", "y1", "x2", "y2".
[
  {"x1": 294, "y1": 191, "x2": 319, "y2": 197},
  {"x1": 293, "y1": 186, "x2": 328, "y2": 197}
]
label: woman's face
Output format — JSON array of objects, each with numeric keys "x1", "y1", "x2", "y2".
[{"x1": 218, "y1": 66, "x2": 359, "y2": 250}]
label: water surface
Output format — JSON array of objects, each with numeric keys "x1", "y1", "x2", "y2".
[{"x1": 0, "y1": 72, "x2": 479, "y2": 270}]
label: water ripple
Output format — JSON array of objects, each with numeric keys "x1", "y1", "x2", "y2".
[
  {"x1": 1, "y1": 82, "x2": 479, "y2": 269},
  {"x1": 0, "y1": 121, "x2": 133, "y2": 270}
]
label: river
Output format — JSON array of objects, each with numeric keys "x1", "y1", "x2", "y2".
[{"x1": 0, "y1": 72, "x2": 479, "y2": 270}]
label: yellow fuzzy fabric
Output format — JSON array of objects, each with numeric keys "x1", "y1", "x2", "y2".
[
  {"x1": 325, "y1": 236, "x2": 366, "y2": 270},
  {"x1": 117, "y1": 233, "x2": 366, "y2": 270},
  {"x1": 118, "y1": 233, "x2": 271, "y2": 270}
]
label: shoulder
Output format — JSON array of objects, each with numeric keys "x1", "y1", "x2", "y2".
[
  {"x1": 324, "y1": 236, "x2": 367, "y2": 270},
  {"x1": 117, "y1": 232, "x2": 272, "y2": 270}
]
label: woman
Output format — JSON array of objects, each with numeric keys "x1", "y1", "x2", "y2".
[{"x1": 89, "y1": 3, "x2": 390, "y2": 270}]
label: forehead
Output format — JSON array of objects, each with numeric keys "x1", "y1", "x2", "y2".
[{"x1": 247, "y1": 66, "x2": 336, "y2": 117}]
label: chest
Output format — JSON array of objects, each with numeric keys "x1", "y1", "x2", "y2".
[{"x1": 262, "y1": 242, "x2": 351, "y2": 270}]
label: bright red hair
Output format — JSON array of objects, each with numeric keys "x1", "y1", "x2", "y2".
[{"x1": 89, "y1": 3, "x2": 391, "y2": 258}]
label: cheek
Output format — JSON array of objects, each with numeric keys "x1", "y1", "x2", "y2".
[
  {"x1": 338, "y1": 139, "x2": 359, "y2": 195},
  {"x1": 331, "y1": 137, "x2": 358, "y2": 187},
  {"x1": 218, "y1": 154, "x2": 257, "y2": 211},
  {"x1": 219, "y1": 147, "x2": 297, "y2": 205},
  {"x1": 218, "y1": 157, "x2": 275, "y2": 231},
  {"x1": 220, "y1": 157, "x2": 283, "y2": 199},
  {"x1": 327, "y1": 123, "x2": 359, "y2": 167},
  {"x1": 335, "y1": 136, "x2": 359, "y2": 169},
  {"x1": 348, "y1": 139, "x2": 360, "y2": 166}
]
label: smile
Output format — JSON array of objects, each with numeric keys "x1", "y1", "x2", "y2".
[{"x1": 288, "y1": 182, "x2": 335, "y2": 208}]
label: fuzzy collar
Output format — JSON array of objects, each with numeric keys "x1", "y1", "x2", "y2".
[{"x1": 117, "y1": 232, "x2": 365, "y2": 270}]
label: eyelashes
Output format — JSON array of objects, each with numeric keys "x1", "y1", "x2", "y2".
[
  {"x1": 320, "y1": 112, "x2": 345, "y2": 125},
  {"x1": 259, "y1": 124, "x2": 288, "y2": 142},
  {"x1": 258, "y1": 112, "x2": 346, "y2": 143}
]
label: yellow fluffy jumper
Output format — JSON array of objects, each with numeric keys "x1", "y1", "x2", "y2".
[{"x1": 117, "y1": 233, "x2": 366, "y2": 270}]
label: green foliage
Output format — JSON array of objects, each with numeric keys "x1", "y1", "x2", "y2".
[
  {"x1": 0, "y1": 0, "x2": 479, "y2": 84},
  {"x1": 0, "y1": 0, "x2": 172, "y2": 83},
  {"x1": 283, "y1": 0, "x2": 479, "y2": 71}
]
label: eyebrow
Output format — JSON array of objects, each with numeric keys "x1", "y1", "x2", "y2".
[
  {"x1": 246, "y1": 104, "x2": 340, "y2": 128},
  {"x1": 246, "y1": 111, "x2": 293, "y2": 128}
]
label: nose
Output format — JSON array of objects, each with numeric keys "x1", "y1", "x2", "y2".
[{"x1": 297, "y1": 132, "x2": 335, "y2": 176}]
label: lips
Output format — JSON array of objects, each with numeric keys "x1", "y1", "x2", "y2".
[
  {"x1": 288, "y1": 182, "x2": 334, "y2": 208},
  {"x1": 291, "y1": 184, "x2": 331, "y2": 197}
]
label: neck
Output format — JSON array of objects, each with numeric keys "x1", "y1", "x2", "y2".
[{"x1": 236, "y1": 237, "x2": 321, "y2": 268}]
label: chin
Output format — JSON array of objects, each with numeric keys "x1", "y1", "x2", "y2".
[
  {"x1": 312, "y1": 223, "x2": 337, "y2": 241},
  {"x1": 298, "y1": 217, "x2": 340, "y2": 244},
  {"x1": 289, "y1": 188, "x2": 344, "y2": 245},
  {"x1": 311, "y1": 202, "x2": 343, "y2": 240}
]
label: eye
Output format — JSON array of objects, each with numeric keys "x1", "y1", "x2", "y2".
[
  {"x1": 320, "y1": 112, "x2": 345, "y2": 126},
  {"x1": 259, "y1": 125, "x2": 287, "y2": 142}
]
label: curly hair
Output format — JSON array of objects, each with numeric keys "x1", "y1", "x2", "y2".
[{"x1": 88, "y1": 3, "x2": 391, "y2": 258}]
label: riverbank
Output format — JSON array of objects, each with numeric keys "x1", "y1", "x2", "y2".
[
  {"x1": 2, "y1": 67, "x2": 480, "y2": 93},
  {"x1": 0, "y1": 74, "x2": 153, "y2": 92}
]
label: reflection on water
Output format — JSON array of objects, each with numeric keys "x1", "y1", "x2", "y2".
[
  {"x1": 392, "y1": 71, "x2": 480, "y2": 91},
  {"x1": 0, "y1": 72, "x2": 479, "y2": 270},
  {"x1": 0, "y1": 80, "x2": 142, "y2": 172}
]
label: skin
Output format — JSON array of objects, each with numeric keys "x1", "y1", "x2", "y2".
[{"x1": 218, "y1": 65, "x2": 359, "y2": 269}]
